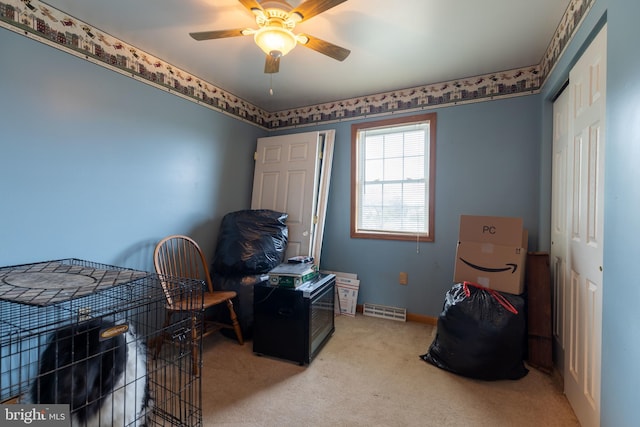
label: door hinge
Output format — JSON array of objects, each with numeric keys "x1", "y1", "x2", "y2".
[
  {"x1": 313, "y1": 215, "x2": 318, "y2": 224},
  {"x1": 254, "y1": 151, "x2": 258, "y2": 161}
]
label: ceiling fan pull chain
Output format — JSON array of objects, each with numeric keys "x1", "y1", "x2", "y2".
[{"x1": 269, "y1": 74, "x2": 274, "y2": 96}]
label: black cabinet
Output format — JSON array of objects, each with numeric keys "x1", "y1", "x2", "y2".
[{"x1": 253, "y1": 274, "x2": 335, "y2": 365}]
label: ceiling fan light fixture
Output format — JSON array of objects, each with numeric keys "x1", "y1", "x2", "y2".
[
  {"x1": 254, "y1": 26, "x2": 297, "y2": 57},
  {"x1": 189, "y1": 0, "x2": 351, "y2": 74}
]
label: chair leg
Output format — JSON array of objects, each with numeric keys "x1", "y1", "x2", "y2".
[{"x1": 226, "y1": 299, "x2": 244, "y2": 345}]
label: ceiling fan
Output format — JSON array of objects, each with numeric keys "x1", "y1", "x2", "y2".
[{"x1": 189, "y1": 0, "x2": 351, "y2": 74}]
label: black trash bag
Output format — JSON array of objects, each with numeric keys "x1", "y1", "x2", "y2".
[
  {"x1": 420, "y1": 282, "x2": 528, "y2": 381},
  {"x1": 209, "y1": 273, "x2": 268, "y2": 339},
  {"x1": 211, "y1": 209, "x2": 288, "y2": 276}
]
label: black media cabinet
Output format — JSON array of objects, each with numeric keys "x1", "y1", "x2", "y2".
[{"x1": 253, "y1": 273, "x2": 335, "y2": 365}]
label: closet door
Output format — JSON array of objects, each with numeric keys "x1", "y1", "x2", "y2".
[{"x1": 563, "y1": 24, "x2": 607, "y2": 427}]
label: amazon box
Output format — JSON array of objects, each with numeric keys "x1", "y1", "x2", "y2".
[
  {"x1": 457, "y1": 215, "x2": 525, "y2": 246},
  {"x1": 453, "y1": 215, "x2": 527, "y2": 295}
]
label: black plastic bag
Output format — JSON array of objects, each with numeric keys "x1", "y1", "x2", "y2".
[
  {"x1": 211, "y1": 209, "x2": 288, "y2": 276},
  {"x1": 210, "y1": 273, "x2": 268, "y2": 339},
  {"x1": 421, "y1": 282, "x2": 528, "y2": 380}
]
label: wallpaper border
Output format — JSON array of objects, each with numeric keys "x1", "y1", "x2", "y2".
[{"x1": 0, "y1": 0, "x2": 594, "y2": 130}]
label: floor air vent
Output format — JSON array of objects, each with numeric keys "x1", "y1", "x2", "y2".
[{"x1": 362, "y1": 303, "x2": 406, "y2": 322}]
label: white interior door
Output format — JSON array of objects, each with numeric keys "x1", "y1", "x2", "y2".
[
  {"x1": 251, "y1": 131, "x2": 321, "y2": 259},
  {"x1": 563, "y1": 24, "x2": 606, "y2": 427},
  {"x1": 551, "y1": 84, "x2": 569, "y2": 373}
]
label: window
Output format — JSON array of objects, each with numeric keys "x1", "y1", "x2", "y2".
[{"x1": 351, "y1": 113, "x2": 436, "y2": 242}]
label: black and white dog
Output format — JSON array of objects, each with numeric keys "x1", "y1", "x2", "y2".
[{"x1": 27, "y1": 317, "x2": 152, "y2": 426}]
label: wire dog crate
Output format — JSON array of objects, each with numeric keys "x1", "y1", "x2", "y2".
[{"x1": 0, "y1": 258, "x2": 204, "y2": 426}]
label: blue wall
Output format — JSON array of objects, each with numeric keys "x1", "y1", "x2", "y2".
[
  {"x1": 538, "y1": 1, "x2": 639, "y2": 426},
  {"x1": 0, "y1": 29, "x2": 266, "y2": 271},
  {"x1": 599, "y1": 1, "x2": 640, "y2": 426},
  {"x1": 282, "y1": 97, "x2": 541, "y2": 316}
]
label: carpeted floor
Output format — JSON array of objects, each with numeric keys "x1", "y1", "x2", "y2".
[{"x1": 200, "y1": 314, "x2": 579, "y2": 427}]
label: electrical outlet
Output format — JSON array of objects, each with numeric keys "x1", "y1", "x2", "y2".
[{"x1": 399, "y1": 272, "x2": 408, "y2": 285}]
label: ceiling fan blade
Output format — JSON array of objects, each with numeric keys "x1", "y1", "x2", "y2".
[
  {"x1": 189, "y1": 29, "x2": 249, "y2": 41},
  {"x1": 298, "y1": 34, "x2": 350, "y2": 61},
  {"x1": 264, "y1": 54, "x2": 281, "y2": 74},
  {"x1": 290, "y1": 0, "x2": 348, "y2": 22},
  {"x1": 238, "y1": 0, "x2": 264, "y2": 15}
]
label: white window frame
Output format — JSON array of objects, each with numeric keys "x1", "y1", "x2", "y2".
[{"x1": 351, "y1": 113, "x2": 436, "y2": 242}]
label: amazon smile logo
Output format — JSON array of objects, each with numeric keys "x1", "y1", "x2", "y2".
[{"x1": 459, "y1": 258, "x2": 518, "y2": 274}]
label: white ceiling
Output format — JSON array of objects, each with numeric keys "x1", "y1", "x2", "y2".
[{"x1": 41, "y1": 0, "x2": 571, "y2": 112}]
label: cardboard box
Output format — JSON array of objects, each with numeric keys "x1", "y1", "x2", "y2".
[
  {"x1": 336, "y1": 284, "x2": 359, "y2": 317},
  {"x1": 322, "y1": 270, "x2": 360, "y2": 316},
  {"x1": 268, "y1": 263, "x2": 318, "y2": 288},
  {"x1": 454, "y1": 215, "x2": 528, "y2": 295},
  {"x1": 458, "y1": 215, "x2": 526, "y2": 246},
  {"x1": 454, "y1": 242, "x2": 527, "y2": 293}
]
